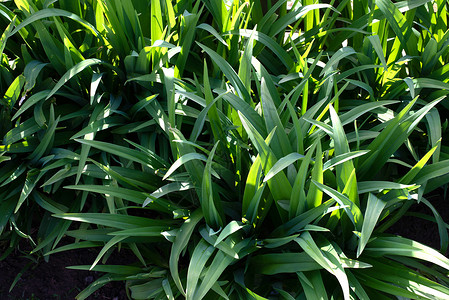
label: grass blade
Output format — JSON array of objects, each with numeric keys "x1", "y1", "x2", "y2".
[
  {"x1": 295, "y1": 232, "x2": 350, "y2": 300},
  {"x1": 263, "y1": 153, "x2": 304, "y2": 182},
  {"x1": 186, "y1": 239, "x2": 215, "y2": 300},
  {"x1": 170, "y1": 209, "x2": 203, "y2": 296},
  {"x1": 365, "y1": 236, "x2": 449, "y2": 270},
  {"x1": 357, "y1": 193, "x2": 386, "y2": 257}
]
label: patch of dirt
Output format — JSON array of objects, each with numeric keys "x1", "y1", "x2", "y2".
[
  {"x1": 0, "y1": 245, "x2": 130, "y2": 300},
  {"x1": 385, "y1": 188, "x2": 449, "y2": 253}
]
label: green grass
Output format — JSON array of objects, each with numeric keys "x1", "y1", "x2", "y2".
[{"x1": 1, "y1": 0, "x2": 449, "y2": 299}]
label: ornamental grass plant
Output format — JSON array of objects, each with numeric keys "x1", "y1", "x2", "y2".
[{"x1": 1, "y1": 0, "x2": 449, "y2": 299}]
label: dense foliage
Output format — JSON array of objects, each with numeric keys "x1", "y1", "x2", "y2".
[{"x1": 2, "y1": 0, "x2": 449, "y2": 299}]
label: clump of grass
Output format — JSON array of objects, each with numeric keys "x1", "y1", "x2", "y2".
[{"x1": 1, "y1": 0, "x2": 449, "y2": 299}]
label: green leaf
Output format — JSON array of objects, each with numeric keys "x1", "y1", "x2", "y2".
[
  {"x1": 3, "y1": 118, "x2": 40, "y2": 145},
  {"x1": 250, "y1": 252, "x2": 320, "y2": 275},
  {"x1": 23, "y1": 60, "x2": 49, "y2": 92},
  {"x1": 53, "y1": 213, "x2": 170, "y2": 229},
  {"x1": 199, "y1": 226, "x2": 239, "y2": 259},
  {"x1": 68, "y1": 264, "x2": 142, "y2": 275},
  {"x1": 403, "y1": 77, "x2": 415, "y2": 98},
  {"x1": 376, "y1": 0, "x2": 411, "y2": 53},
  {"x1": 312, "y1": 181, "x2": 363, "y2": 231},
  {"x1": 46, "y1": 58, "x2": 102, "y2": 100},
  {"x1": 193, "y1": 249, "x2": 235, "y2": 300},
  {"x1": 220, "y1": 90, "x2": 266, "y2": 135},
  {"x1": 89, "y1": 72, "x2": 103, "y2": 104},
  {"x1": 329, "y1": 104, "x2": 358, "y2": 203},
  {"x1": 76, "y1": 274, "x2": 126, "y2": 300},
  {"x1": 238, "y1": 29, "x2": 254, "y2": 95},
  {"x1": 2, "y1": 75, "x2": 25, "y2": 109},
  {"x1": 197, "y1": 43, "x2": 251, "y2": 103},
  {"x1": 15, "y1": 169, "x2": 40, "y2": 213},
  {"x1": 346, "y1": 270, "x2": 370, "y2": 300},
  {"x1": 269, "y1": 4, "x2": 337, "y2": 37},
  {"x1": 0, "y1": 155, "x2": 11, "y2": 164},
  {"x1": 357, "y1": 193, "x2": 387, "y2": 257},
  {"x1": 344, "y1": 79, "x2": 375, "y2": 100},
  {"x1": 75, "y1": 139, "x2": 163, "y2": 169},
  {"x1": 0, "y1": 163, "x2": 27, "y2": 187},
  {"x1": 175, "y1": 8, "x2": 200, "y2": 77},
  {"x1": 323, "y1": 150, "x2": 369, "y2": 171},
  {"x1": 365, "y1": 236, "x2": 449, "y2": 271},
  {"x1": 214, "y1": 221, "x2": 245, "y2": 246},
  {"x1": 414, "y1": 159, "x2": 449, "y2": 186},
  {"x1": 243, "y1": 172, "x2": 266, "y2": 225},
  {"x1": 162, "y1": 278, "x2": 175, "y2": 300},
  {"x1": 239, "y1": 112, "x2": 291, "y2": 220},
  {"x1": 273, "y1": 199, "x2": 335, "y2": 236},
  {"x1": 413, "y1": 78, "x2": 449, "y2": 90},
  {"x1": 306, "y1": 139, "x2": 324, "y2": 209},
  {"x1": 260, "y1": 77, "x2": 292, "y2": 157},
  {"x1": 262, "y1": 234, "x2": 300, "y2": 249},
  {"x1": 170, "y1": 209, "x2": 203, "y2": 296},
  {"x1": 290, "y1": 140, "x2": 317, "y2": 217},
  {"x1": 74, "y1": 104, "x2": 108, "y2": 185},
  {"x1": 357, "y1": 181, "x2": 417, "y2": 194},
  {"x1": 196, "y1": 23, "x2": 227, "y2": 46},
  {"x1": 90, "y1": 235, "x2": 127, "y2": 270},
  {"x1": 358, "y1": 257, "x2": 449, "y2": 300},
  {"x1": 163, "y1": 153, "x2": 207, "y2": 180},
  {"x1": 64, "y1": 185, "x2": 147, "y2": 205},
  {"x1": 400, "y1": 141, "x2": 441, "y2": 186},
  {"x1": 143, "y1": 182, "x2": 193, "y2": 208},
  {"x1": 0, "y1": 198, "x2": 15, "y2": 235},
  {"x1": 356, "y1": 271, "x2": 424, "y2": 299},
  {"x1": 263, "y1": 153, "x2": 304, "y2": 182},
  {"x1": 201, "y1": 141, "x2": 223, "y2": 228},
  {"x1": 32, "y1": 191, "x2": 67, "y2": 214},
  {"x1": 186, "y1": 239, "x2": 215, "y2": 300},
  {"x1": 367, "y1": 35, "x2": 388, "y2": 69},
  {"x1": 297, "y1": 271, "x2": 329, "y2": 300},
  {"x1": 108, "y1": 226, "x2": 168, "y2": 236},
  {"x1": 70, "y1": 116, "x2": 123, "y2": 140},
  {"x1": 190, "y1": 89, "x2": 227, "y2": 143},
  {"x1": 425, "y1": 109, "x2": 441, "y2": 163},
  {"x1": 419, "y1": 197, "x2": 449, "y2": 253},
  {"x1": 0, "y1": 16, "x2": 15, "y2": 58},
  {"x1": 320, "y1": 47, "x2": 356, "y2": 76},
  {"x1": 295, "y1": 232, "x2": 350, "y2": 300},
  {"x1": 11, "y1": 90, "x2": 50, "y2": 121},
  {"x1": 359, "y1": 96, "x2": 442, "y2": 179},
  {"x1": 44, "y1": 241, "x2": 100, "y2": 256},
  {"x1": 9, "y1": 8, "x2": 100, "y2": 38},
  {"x1": 236, "y1": 29, "x2": 294, "y2": 68}
]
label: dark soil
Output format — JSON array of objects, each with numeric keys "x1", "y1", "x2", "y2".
[
  {"x1": 0, "y1": 244, "x2": 130, "y2": 300},
  {"x1": 385, "y1": 189, "x2": 449, "y2": 253}
]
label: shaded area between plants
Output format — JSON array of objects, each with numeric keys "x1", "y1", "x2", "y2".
[{"x1": 0, "y1": 244, "x2": 130, "y2": 300}]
